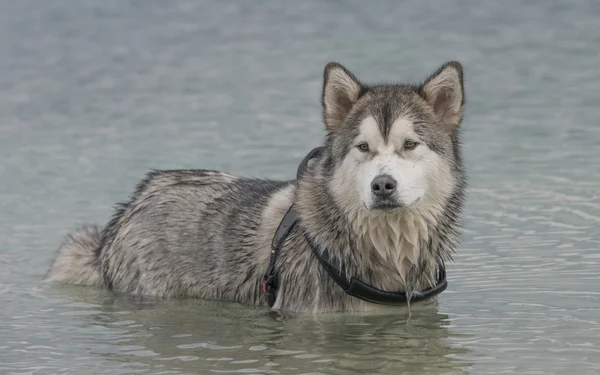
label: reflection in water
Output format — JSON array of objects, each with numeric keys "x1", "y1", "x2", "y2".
[{"x1": 44, "y1": 284, "x2": 473, "y2": 374}]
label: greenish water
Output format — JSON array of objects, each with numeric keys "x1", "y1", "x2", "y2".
[{"x1": 1, "y1": 1, "x2": 599, "y2": 374}]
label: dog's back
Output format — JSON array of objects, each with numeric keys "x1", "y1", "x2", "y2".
[{"x1": 47, "y1": 169, "x2": 293, "y2": 304}]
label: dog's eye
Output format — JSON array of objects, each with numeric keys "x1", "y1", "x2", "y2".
[
  {"x1": 404, "y1": 140, "x2": 418, "y2": 150},
  {"x1": 357, "y1": 143, "x2": 370, "y2": 152}
]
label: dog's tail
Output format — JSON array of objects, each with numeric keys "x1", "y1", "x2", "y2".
[{"x1": 45, "y1": 225, "x2": 103, "y2": 286}]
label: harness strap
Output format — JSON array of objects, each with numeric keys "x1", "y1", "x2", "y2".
[
  {"x1": 261, "y1": 205, "x2": 299, "y2": 307},
  {"x1": 304, "y1": 232, "x2": 447, "y2": 305},
  {"x1": 262, "y1": 146, "x2": 324, "y2": 307}
]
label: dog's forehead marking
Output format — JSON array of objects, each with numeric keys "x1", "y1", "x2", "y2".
[
  {"x1": 358, "y1": 116, "x2": 384, "y2": 147},
  {"x1": 389, "y1": 117, "x2": 418, "y2": 144},
  {"x1": 357, "y1": 115, "x2": 417, "y2": 151}
]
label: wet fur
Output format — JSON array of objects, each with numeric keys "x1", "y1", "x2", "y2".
[{"x1": 46, "y1": 62, "x2": 466, "y2": 313}]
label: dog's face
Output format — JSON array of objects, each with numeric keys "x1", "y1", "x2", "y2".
[{"x1": 322, "y1": 62, "x2": 465, "y2": 215}]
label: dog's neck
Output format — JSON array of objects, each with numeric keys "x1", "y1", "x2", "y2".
[
  {"x1": 295, "y1": 165, "x2": 448, "y2": 293},
  {"x1": 345, "y1": 207, "x2": 440, "y2": 290}
]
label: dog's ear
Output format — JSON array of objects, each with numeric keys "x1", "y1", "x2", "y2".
[
  {"x1": 421, "y1": 61, "x2": 465, "y2": 130},
  {"x1": 322, "y1": 62, "x2": 362, "y2": 133}
]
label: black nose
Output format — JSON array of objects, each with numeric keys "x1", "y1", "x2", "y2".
[{"x1": 371, "y1": 174, "x2": 397, "y2": 197}]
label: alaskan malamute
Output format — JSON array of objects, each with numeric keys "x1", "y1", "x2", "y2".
[{"x1": 47, "y1": 61, "x2": 466, "y2": 313}]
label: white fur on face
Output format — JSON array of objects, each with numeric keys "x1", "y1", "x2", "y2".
[
  {"x1": 329, "y1": 115, "x2": 458, "y2": 284},
  {"x1": 331, "y1": 115, "x2": 455, "y2": 214}
]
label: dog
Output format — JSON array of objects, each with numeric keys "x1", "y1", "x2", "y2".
[{"x1": 46, "y1": 61, "x2": 466, "y2": 313}]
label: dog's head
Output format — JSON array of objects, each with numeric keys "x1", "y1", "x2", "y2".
[{"x1": 322, "y1": 62, "x2": 465, "y2": 215}]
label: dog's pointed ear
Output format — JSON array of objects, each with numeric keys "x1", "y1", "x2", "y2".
[
  {"x1": 322, "y1": 62, "x2": 362, "y2": 133},
  {"x1": 421, "y1": 61, "x2": 465, "y2": 130}
]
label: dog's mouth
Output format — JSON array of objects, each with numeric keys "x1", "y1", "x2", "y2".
[
  {"x1": 369, "y1": 197, "x2": 421, "y2": 213},
  {"x1": 370, "y1": 200, "x2": 404, "y2": 212}
]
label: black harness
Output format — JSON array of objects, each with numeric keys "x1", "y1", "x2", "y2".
[{"x1": 261, "y1": 147, "x2": 448, "y2": 308}]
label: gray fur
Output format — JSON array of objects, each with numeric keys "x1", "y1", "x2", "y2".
[
  {"x1": 46, "y1": 225, "x2": 103, "y2": 286},
  {"x1": 46, "y1": 61, "x2": 467, "y2": 313}
]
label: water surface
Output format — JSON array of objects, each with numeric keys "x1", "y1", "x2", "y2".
[{"x1": 1, "y1": 1, "x2": 599, "y2": 374}]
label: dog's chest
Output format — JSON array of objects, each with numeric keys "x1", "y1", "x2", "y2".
[{"x1": 352, "y1": 212, "x2": 435, "y2": 287}]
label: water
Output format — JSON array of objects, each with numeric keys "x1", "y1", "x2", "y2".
[{"x1": 1, "y1": 1, "x2": 599, "y2": 374}]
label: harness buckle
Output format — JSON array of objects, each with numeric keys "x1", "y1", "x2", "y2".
[{"x1": 262, "y1": 274, "x2": 277, "y2": 307}]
